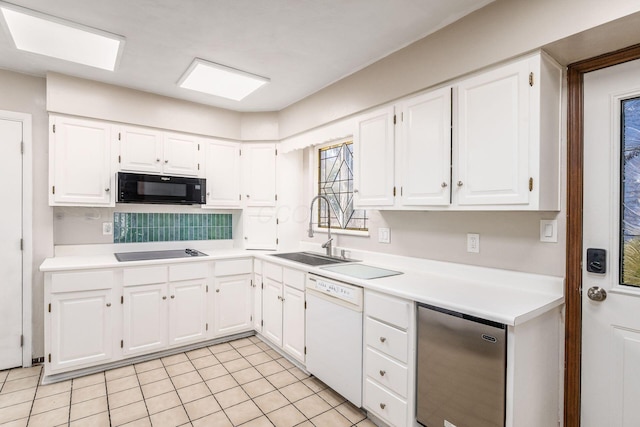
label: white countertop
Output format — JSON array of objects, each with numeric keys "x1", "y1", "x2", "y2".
[{"x1": 40, "y1": 244, "x2": 564, "y2": 327}]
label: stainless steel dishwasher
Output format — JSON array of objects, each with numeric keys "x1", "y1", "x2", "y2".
[{"x1": 416, "y1": 303, "x2": 506, "y2": 427}]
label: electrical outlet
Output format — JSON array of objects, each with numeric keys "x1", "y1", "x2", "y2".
[
  {"x1": 102, "y1": 222, "x2": 113, "y2": 235},
  {"x1": 467, "y1": 233, "x2": 480, "y2": 253},
  {"x1": 378, "y1": 228, "x2": 390, "y2": 244}
]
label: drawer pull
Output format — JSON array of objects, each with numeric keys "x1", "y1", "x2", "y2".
[
  {"x1": 162, "y1": 296, "x2": 167, "y2": 300},
  {"x1": 379, "y1": 370, "x2": 386, "y2": 377},
  {"x1": 106, "y1": 303, "x2": 111, "y2": 307},
  {"x1": 216, "y1": 289, "x2": 220, "y2": 293},
  {"x1": 380, "y1": 403, "x2": 386, "y2": 410},
  {"x1": 379, "y1": 337, "x2": 387, "y2": 343},
  {"x1": 170, "y1": 295, "x2": 175, "y2": 299}
]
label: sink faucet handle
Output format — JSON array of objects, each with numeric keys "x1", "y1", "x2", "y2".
[{"x1": 321, "y1": 237, "x2": 333, "y2": 248}]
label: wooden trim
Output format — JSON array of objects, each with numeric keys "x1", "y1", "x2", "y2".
[{"x1": 565, "y1": 43, "x2": 640, "y2": 427}]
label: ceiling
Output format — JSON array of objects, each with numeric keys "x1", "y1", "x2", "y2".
[{"x1": 0, "y1": 0, "x2": 494, "y2": 112}]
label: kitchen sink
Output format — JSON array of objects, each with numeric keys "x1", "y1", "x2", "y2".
[{"x1": 268, "y1": 251, "x2": 354, "y2": 266}]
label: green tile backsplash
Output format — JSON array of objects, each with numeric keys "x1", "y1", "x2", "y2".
[{"x1": 114, "y1": 213, "x2": 232, "y2": 243}]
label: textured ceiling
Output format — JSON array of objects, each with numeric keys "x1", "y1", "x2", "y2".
[{"x1": 0, "y1": 0, "x2": 494, "y2": 112}]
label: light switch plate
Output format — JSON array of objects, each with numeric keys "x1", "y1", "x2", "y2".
[
  {"x1": 378, "y1": 227, "x2": 390, "y2": 243},
  {"x1": 540, "y1": 220, "x2": 557, "y2": 243}
]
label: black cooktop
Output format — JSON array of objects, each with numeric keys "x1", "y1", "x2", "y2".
[{"x1": 114, "y1": 249, "x2": 208, "y2": 262}]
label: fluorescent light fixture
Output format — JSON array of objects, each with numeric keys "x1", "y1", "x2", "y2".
[
  {"x1": 0, "y1": 2, "x2": 124, "y2": 71},
  {"x1": 178, "y1": 58, "x2": 269, "y2": 101}
]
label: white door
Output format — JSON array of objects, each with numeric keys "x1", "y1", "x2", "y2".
[
  {"x1": 398, "y1": 88, "x2": 452, "y2": 206},
  {"x1": 282, "y1": 286, "x2": 305, "y2": 363},
  {"x1": 118, "y1": 125, "x2": 163, "y2": 174},
  {"x1": 455, "y1": 58, "x2": 530, "y2": 206},
  {"x1": 242, "y1": 143, "x2": 277, "y2": 207},
  {"x1": 353, "y1": 106, "x2": 395, "y2": 207},
  {"x1": 50, "y1": 289, "x2": 113, "y2": 373},
  {"x1": 262, "y1": 278, "x2": 283, "y2": 347},
  {"x1": 214, "y1": 275, "x2": 252, "y2": 335},
  {"x1": 0, "y1": 118, "x2": 23, "y2": 370},
  {"x1": 204, "y1": 139, "x2": 241, "y2": 207},
  {"x1": 162, "y1": 132, "x2": 201, "y2": 177},
  {"x1": 243, "y1": 207, "x2": 277, "y2": 250},
  {"x1": 582, "y1": 58, "x2": 640, "y2": 426},
  {"x1": 122, "y1": 284, "x2": 168, "y2": 356},
  {"x1": 168, "y1": 280, "x2": 206, "y2": 346}
]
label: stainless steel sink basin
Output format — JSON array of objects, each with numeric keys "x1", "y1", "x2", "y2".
[{"x1": 268, "y1": 252, "x2": 353, "y2": 266}]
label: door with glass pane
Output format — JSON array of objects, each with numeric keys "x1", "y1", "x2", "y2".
[{"x1": 582, "y1": 58, "x2": 640, "y2": 426}]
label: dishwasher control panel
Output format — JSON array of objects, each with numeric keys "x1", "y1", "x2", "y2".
[{"x1": 307, "y1": 274, "x2": 363, "y2": 308}]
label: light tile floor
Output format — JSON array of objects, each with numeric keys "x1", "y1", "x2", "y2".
[{"x1": 0, "y1": 336, "x2": 377, "y2": 427}]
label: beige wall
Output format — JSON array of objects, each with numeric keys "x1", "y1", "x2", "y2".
[{"x1": 0, "y1": 69, "x2": 51, "y2": 359}]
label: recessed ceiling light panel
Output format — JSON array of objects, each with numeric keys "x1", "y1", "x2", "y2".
[
  {"x1": 0, "y1": 2, "x2": 124, "y2": 71},
  {"x1": 178, "y1": 58, "x2": 269, "y2": 101}
]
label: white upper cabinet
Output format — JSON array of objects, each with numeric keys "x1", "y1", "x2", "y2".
[
  {"x1": 243, "y1": 207, "x2": 278, "y2": 250},
  {"x1": 353, "y1": 106, "x2": 396, "y2": 207},
  {"x1": 397, "y1": 87, "x2": 452, "y2": 207},
  {"x1": 118, "y1": 125, "x2": 164, "y2": 174},
  {"x1": 241, "y1": 143, "x2": 277, "y2": 207},
  {"x1": 117, "y1": 125, "x2": 201, "y2": 177},
  {"x1": 204, "y1": 139, "x2": 241, "y2": 208},
  {"x1": 49, "y1": 115, "x2": 115, "y2": 206},
  {"x1": 454, "y1": 52, "x2": 561, "y2": 210}
]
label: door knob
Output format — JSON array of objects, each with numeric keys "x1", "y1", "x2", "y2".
[
  {"x1": 379, "y1": 370, "x2": 386, "y2": 377},
  {"x1": 587, "y1": 286, "x2": 607, "y2": 302},
  {"x1": 457, "y1": 181, "x2": 464, "y2": 187},
  {"x1": 441, "y1": 182, "x2": 448, "y2": 188},
  {"x1": 379, "y1": 337, "x2": 386, "y2": 343}
]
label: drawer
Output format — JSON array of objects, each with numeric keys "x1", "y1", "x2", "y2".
[
  {"x1": 365, "y1": 290, "x2": 411, "y2": 330},
  {"x1": 365, "y1": 347, "x2": 408, "y2": 398},
  {"x1": 366, "y1": 317, "x2": 409, "y2": 363},
  {"x1": 283, "y1": 268, "x2": 305, "y2": 291},
  {"x1": 263, "y1": 262, "x2": 283, "y2": 282},
  {"x1": 364, "y1": 378, "x2": 407, "y2": 427},
  {"x1": 123, "y1": 266, "x2": 167, "y2": 286},
  {"x1": 50, "y1": 270, "x2": 115, "y2": 293},
  {"x1": 169, "y1": 262, "x2": 209, "y2": 281},
  {"x1": 215, "y1": 258, "x2": 252, "y2": 276}
]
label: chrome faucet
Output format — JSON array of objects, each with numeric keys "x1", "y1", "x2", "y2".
[{"x1": 308, "y1": 195, "x2": 333, "y2": 257}]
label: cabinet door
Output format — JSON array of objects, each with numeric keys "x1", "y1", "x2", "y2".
[
  {"x1": 399, "y1": 88, "x2": 452, "y2": 206},
  {"x1": 163, "y1": 132, "x2": 201, "y2": 177},
  {"x1": 242, "y1": 143, "x2": 277, "y2": 207},
  {"x1": 50, "y1": 116, "x2": 114, "y2": 206},
  {"x1": 118, "y1": 125, "x2": 163, "y2": 174},
  {"x1": 253, "y1": 273, "x2": 263, "y2": 333},
  {"x1": 50, "y1": 289, "x2": 113, "y2": 372},
  {"x1": 353, "y1": 106, "x2": 395, "y2": 207},
  {"x1": 168, "y1": 279, "x2": 207, "y2": 346},
  {"x1": 122, "y1": 284, "x2": 168, "y2": 356},
  {"x1": 204, "y1": 139, "x2": 241, "y2": 207},
  {"x1": 243, "y1": 207, "x2": 278, "y2": 250},
  {"x1": 455, "y1": 58, "x2": 530, "y2": 206},
  {"x1": 213, "y1": 275, "x2": 252, "y2": 336},
  {"x1": 262, "y1": 277, "x2": 283, "y2": 347},
  {"x1": 282, "y1": 286, "x2": 305, "y2": 363}
]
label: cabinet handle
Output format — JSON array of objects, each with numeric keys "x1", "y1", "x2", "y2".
[
  {"x1": 216, "y1": 289, "x2": 220, "y2": 293},
  {"x1": 353, "y1": 189, "x2": 359, "y2": 193},
  {"x1": 206, "y1": 192, "x2": 210, "y2": 196},
  {"x1": 457, "y1": 181, "x2": 464, "y2": 187},
  {"x1": 246, "y1": 194, "x2": 250, "y2": 198},
  {"x1": 105, "y1": 188, "x2": 110, "y2": 192},
  {"x1": 164, "y1": 160, "x2": 169, "y2": 164},
  {"x1": 379, "y1": 337, "x2": 386, "y2": 343},
  {"x1": 156, "y1": 158, "x2": 161, "y2": 162},
  {"x1": 162, "y1": 296, "x2": 167, "y2": 300},
  {"x1": 380, "y1": 403, "x2": 386, "y2": 410},
  {"x1": 441, "y1": 182, "x2": 448, "y2": 188},
  {"x1": 379, "y1": 370, "x2": 386, "y2": 376},
  {"x1": 170, "y1": 295, "x2": 175, "y2": 299},
  {"x1": 106, "y1": 303, "x2": 111, "y2": 307}
]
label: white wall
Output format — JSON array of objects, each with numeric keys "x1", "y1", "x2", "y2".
[{"x1": 0, "y1": 69, "x2": 51, "y2": 359}]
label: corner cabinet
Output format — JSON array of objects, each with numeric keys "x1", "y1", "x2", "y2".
[
  {"x1": 212, "y1": 258, "x2": 253, "y2": 336},
  {"x1": 241, "y1": 143, "x2": 277, "y2": 207},
  {"x1": 49, "y1": 115, "x2": 115, "y2": 206},
  {"x1": 203, "y1": 139, "x2": 241, "y2": 208},
  {"x1": 353, "y1": 50, "x2": 561, "y2": 211}
]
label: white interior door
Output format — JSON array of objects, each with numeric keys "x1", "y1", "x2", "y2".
[
  {"x1": 582, "y1": 58, "x2": 640, "y2": 426},
  {"x1": 0, "y1": 118, "x2": 23, "y2": 370}
]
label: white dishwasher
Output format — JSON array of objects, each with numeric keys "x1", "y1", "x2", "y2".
[{"x1": 305, "y1": 273, "x2": 364, "y2": 407}]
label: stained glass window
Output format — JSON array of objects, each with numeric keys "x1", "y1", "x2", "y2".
[
  {"x1": 620, "y1": 97, "x2": 640, "y2": 286},
  {"x1": 317, "y1": 141, "x2": 368, "y2": 231}
]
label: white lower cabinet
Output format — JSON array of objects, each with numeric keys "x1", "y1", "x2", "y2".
[
  {"x1": 168, "y1": 279, "x2": 207, "y2": 346},
  {"x1": 46, "y1": 270, "x2": 116, "y2": 374},
  {"x1": 122, "y1": 283, "x2": 167, "y2": 356},
  {"x1": 252, "y1": 260, "x2": 263, "y2": 333},
  {"x1": 363, "y1": 290, "x2": 415, "y2": 427},
  {"x1": 260, "y1": 262, "x2": 306, "y2": 363},
  {"x1": 213, "y1": 258, "x2": 253, "y2": 337}
]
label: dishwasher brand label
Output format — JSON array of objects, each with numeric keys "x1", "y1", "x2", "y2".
[{"x1": 316, "y1": 280, "x2": 358, "y2": 303}]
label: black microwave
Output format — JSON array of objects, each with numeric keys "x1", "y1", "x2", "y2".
[{"x1": 117, "y1": 172, "x2": 206, "y2": 205}]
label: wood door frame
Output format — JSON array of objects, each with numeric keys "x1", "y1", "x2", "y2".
[{"x1": 565, "y1": 43, "x2": 640, "y2": 427}]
